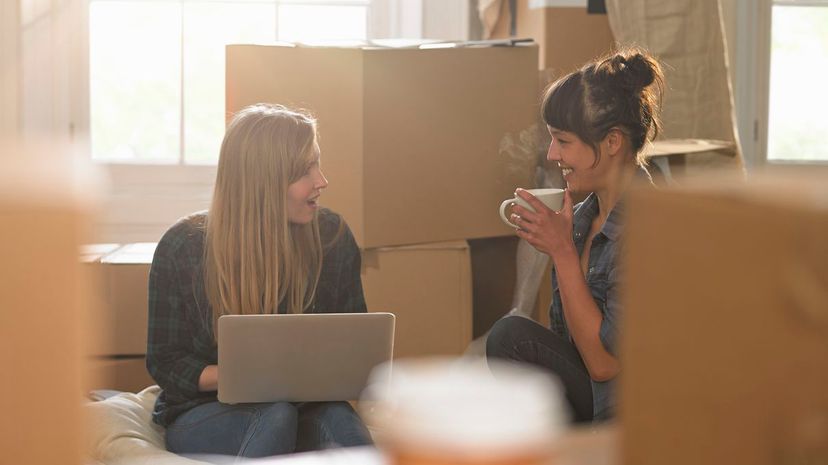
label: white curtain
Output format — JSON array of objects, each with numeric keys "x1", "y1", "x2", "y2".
[
  {"x1": 478, "y1": 0, "x2": 504, "y2": 39},
  {"x1": 605, "y1": 0, "x2": 745, "y2": 177}
]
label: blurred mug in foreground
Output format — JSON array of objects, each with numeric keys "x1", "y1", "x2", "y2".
[
  {"x1": 499, "y1": 188, "x2": 565, "y2": 228},
  {"x1": 361, "y1": 358, "x2": 567, "y2": 465}
]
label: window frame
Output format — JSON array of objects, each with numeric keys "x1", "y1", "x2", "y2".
[{"x1": 732, "y1": 0, "x2": 828, "y2": 167}]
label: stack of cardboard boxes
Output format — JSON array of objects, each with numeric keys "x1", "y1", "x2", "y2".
[
  {"x1": 84, "y1": 243, "x2": 156, "y2": 392},
  {"x1": 225, "y1": 42, "x2": 541, "y2": 353},
  {"x1": 226, "y1": 42, "x2": 543, "y2": 348},
  {"x1": 87, "y1": 42, "x2": 540, "y2": 392}
]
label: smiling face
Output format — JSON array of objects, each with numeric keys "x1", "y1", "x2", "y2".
[
  {"x1": 286, "y1": 142, "x2": 328, "y2": 224},
  {"x1": 546, "y1": 126, "x2": 604, "y2": 193}
]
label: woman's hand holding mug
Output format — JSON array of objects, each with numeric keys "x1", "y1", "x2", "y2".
[
  {"x1": 499, "y1": 188, "x2": 564, "y2": 228},
  {"x1": 499, "y1": 188, "x2": 575, "y2": 258}
]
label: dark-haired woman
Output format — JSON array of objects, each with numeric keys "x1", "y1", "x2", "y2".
[{"x1": 486, "y1": 48, "x2": 664, "y2": 423}]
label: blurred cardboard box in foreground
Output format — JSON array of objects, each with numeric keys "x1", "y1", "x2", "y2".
[
  {"x1": 227, "y1": 42, "x2": 538, "y2": 248},
  {"x1": 1, "y1": 152, "x2": 96, "y2": 465},
  {"x1": 622, "y1": 168, "x2": 828, "y2": 465}
]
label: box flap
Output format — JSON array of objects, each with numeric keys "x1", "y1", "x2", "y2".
[{"x1": 101, "y1": 243, "x2": 157, "y2": 264}]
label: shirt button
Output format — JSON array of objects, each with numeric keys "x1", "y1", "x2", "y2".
[{"x1": 589, "y1": 267, "x2": 595, "y2": 274}]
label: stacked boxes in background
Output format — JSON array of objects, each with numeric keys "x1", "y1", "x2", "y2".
[
  {"x1": 362, "y1": 242, "x2": 473, "y2": 358},
  {"x1": 80, "y1": 243, "x2": 120, "y2": 390},
  {"x1": 226, "y1": 43, "x2": 540, "y2": 355},
  {"x1": 85, "y1": 243, "x2": 156, "y2": 392},
  {"x1": 226, "y1": 43, "x2": 538, "y2": 248},
  {"x1": 622, "y1": 169, "x2": 828, "y2": 465},
  {"x1": 85, "y1": 239, "x2": 473, "y2": 392}
]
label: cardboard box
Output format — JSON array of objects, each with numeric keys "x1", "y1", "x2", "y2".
[
  {"x1": 95, "y1": 243, "x2": 157, "y2": 356},
  {"x1": 226, "y1": 43, "x2": 538, "y2": 248},
  {"x1": 81, "y1": 243, "x2": 121, "y2": 357},
  {"x1": 2, "y1": 156, "x2": 93, "y2": 465},
  {"x1": 89, "y1": 240, "x2": 473, "y2": 363},
  {"x1": 87, "y1": 357, "x2": 155, "y2": 393},
  {"x1": 491, "y1": 0, "x2": 615, "y2": 74},
  {"x1": 362, "y1": 241, "x2": 473, "y2": 358},
  {"x1": 621, "y1": 169, "x2": 828, "y2": 465}
]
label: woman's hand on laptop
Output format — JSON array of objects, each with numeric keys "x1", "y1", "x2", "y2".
[{"x1": 198, "y1": 365, "x2": 218, "y2": 392}]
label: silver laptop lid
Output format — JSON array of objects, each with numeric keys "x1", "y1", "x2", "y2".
[{"x1": 218, "y1": 312, "x2": 395, "y2": 404}]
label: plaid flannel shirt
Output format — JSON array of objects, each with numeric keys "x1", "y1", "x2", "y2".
[{"x1": 146, "y1": 208, "x2": 366, "y2": 427}]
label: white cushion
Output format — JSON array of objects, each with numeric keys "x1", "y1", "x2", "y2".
[{"x1": 85, "y1": 386, "x2": 209, "y2": 465}]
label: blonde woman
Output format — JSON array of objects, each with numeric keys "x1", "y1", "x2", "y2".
[{"x1": 146, "y1": 104, "x2": 371, "y2": 458}]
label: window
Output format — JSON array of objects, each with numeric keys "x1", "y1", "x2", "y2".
[
  {"x1": 82, "y1": 0, "x2": 468, "y2": 242},
  {"x1": 767, "y1": 0, "x2": 828, "y2": 162},
  {"x1": 89, "y1": 0, "x2": 371, "y2": 165}
]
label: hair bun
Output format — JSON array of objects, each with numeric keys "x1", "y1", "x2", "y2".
[
  {"x1": 620, "y1": 53, "x2": 657, "y2": 90},
  {"x1": 590, "y1": 49, "x2": 660, "y2": 93}
]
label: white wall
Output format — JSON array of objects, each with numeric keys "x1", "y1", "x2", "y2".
[
  {"x1": 1, "y1": 1, "x2": 21, "y2": 140},
  {"x1": 3, "y1": 0, "x2": 88, "y2": 152}
]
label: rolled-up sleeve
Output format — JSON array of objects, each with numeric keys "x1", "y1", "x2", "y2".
[{"x1": 146, "y1": 245, "x2": 210, "y2": 399}]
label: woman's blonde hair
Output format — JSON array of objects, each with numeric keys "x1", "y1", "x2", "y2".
[{"x1": 204, "y1": 103, "x2": 322, "y2": 337}]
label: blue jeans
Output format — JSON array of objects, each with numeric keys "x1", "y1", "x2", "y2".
[
  {"x1": 165, "y1": 400, "x2": 372, "y2": 459},
  {"x1": 486, "y1": 316, "x2": 594, "y2": 423}
]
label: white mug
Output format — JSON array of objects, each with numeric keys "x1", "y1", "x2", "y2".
[
  {"x1": 361, "y1": 358, "x2": 566, "y2": 465},
  {"x1": 499, "y1": 188, "x2": 565, "y2": 228}
]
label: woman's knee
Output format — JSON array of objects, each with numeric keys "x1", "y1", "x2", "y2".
[
  {"x1": 486, "y1": 316, "x2": 536, "y2": 359},
  {"x1": 239, "y1": 402, "x2": 298, "y2": 457},
  {"x1": 257, "y1": 401, "x2": 299, "y2": 425},
  {"x1": 297, "y1": 401, "x2": 371, "y2": 449},
  {"x1": 301, "y1": 401, "x2": 357, "y2": 424}
]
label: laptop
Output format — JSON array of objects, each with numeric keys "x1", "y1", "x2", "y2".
[{"x1": 217, "y1": 312, "x2": 395, "y2": 404}]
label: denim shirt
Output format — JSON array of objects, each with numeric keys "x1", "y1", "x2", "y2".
[{"x1": 549, "y1": 193, "x2": 623, "y2": 420}]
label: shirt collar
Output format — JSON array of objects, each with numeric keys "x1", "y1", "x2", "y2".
[
  {"x1": 601, "y1": 200, "x2": 624, "y2": 242},
  {"x1": 572, "y1": 193, "x2": 598, "y2": 241},
  {"x1": 572, "y1": 192, "x2": 624, "y2": 243}
]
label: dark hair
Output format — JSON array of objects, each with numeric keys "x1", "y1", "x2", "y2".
[{"x1": 541, "y1": 47, "x2": 664, "y2": 166}]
